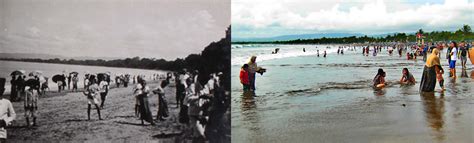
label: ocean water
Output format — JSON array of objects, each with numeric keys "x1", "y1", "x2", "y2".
[
  {"x1": 0, "y1": 60, "x2": 166, "y2": 93},
  {"x1": 231, "y1": 44, "x2": 474, "y2": 142}
]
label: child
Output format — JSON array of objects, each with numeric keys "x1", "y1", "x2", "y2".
[
  {"x1": 239, "y1": 64, "x2": 250, "y2": 92},
  {"x1": 24, "y1": 85, "x2": 39, "y2": 126},
  {"x1": 83, "y1": 76, "x2": 102, "y2": 120},
  {"x1": 435, "y1": 65, "x2": 445, "y2": 91}
]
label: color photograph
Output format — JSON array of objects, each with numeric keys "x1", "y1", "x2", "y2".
[{"x1": 231, "y1": 0, "x2": 474, "y2": 142}]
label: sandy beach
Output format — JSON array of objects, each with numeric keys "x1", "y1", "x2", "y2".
[{"x1": 5, "y1": 81, "x2": 192, "y2": 142}]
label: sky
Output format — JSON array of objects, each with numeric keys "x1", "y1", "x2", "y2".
[
  {"x1": 232, "y1": 0, "x2": 474, "y2": 39},
  {"x1": 0, "y1": 0, "x2": 230, "y2": 60}
]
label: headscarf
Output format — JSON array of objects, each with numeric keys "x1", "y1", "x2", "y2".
[
  {"x1": 425, "y1": 48, "x2": 440, "y2": 67},
  {"x1": 247, "y1": 56, "x2": 258, "y2": 73}
]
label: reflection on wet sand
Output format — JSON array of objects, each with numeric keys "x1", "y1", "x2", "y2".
[
  {"x1": 471, "y1": 70, "x2": 474, "y2": 79},
  {"x1": 240, "y1": 91, "x2": 261, "y2": 140},
  {"x1": 460, "y1": 69, "x2": 469, "y2": 78},
  {"x1": 241, "y1": 91, "x2": 257, "y2": 111},
  {"x1": 420, "y1": 92, "x2": 446, "y2": 141}
]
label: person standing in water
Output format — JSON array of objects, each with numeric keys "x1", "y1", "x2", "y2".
[
  {"x1": 317, "y1": 50, "x2": 320, "y2": 57},
  {"x1": 459, "y1": 41, "x2": 468, "y2": 70},
  {"x1": 0, "y1": 78, "x2": 16, "y2": 142},
  {"x1": 420, "y1": 48, "x2": 442, "y2": 92},
  {"x1": 323, "y1": 51, "x2": 327, "y2": 58},
  {"x1": 449, "y1": 41, "x2": 458, "y2": 78},
  {"x1": 239, "y1": 64, "x2": 250, "y2": 92},
  {"x1": 248, "y1": 56, "x2": 258, "y2": 91}
]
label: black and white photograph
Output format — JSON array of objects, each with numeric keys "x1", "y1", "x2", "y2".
[{"x1": 0, "y1": 0, "x2": 230, "y2": 142}]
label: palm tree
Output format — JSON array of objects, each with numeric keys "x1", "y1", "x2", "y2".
[{"x1": 461, "y1": 24, "x2": 471, "y2": 35}]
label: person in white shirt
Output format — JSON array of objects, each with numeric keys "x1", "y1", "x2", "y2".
[
  {"x1": 24, "y1": 85, "x2": 39, "y2": 127},
  {"x1": 449, "y1": 41, "x2": 458, "y2": 78},
  {"x1": 0, "y1": 78, "x2": 16, "y2": 141},
  {"x1": 83, "y1": 77, "x2": 102, "y2": 120},
  {"x1": 99, "y1": 80, "x2": 109, "y2": 109}
]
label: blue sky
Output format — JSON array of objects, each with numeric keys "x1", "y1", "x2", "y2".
[{"x1": 232, "y1": 0, "x2": 474, "y2": 39}]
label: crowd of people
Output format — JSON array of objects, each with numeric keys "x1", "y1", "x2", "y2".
[
  {"x1": 0, "y1": 68, "x2": 230, "y2": 142},
  {"x1": 239, "y1": 40, "x2": 472, "y2": 95},
  {"x1": 368, "y1": 41, "x2": 472, "y2": 92}
]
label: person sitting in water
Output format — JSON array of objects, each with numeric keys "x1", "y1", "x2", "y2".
[
  {"x1": 239, "y1": 64, "x2": 250, "y2": 92},
  {"x1": 400, "y1": 68, "x2": 416, "y2": 85},
  {"x1": 373, "y1": 68, "x2": 386, "y2": 88}
]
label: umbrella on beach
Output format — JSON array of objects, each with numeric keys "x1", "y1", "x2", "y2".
[
  {"x1": 25, "y1": 78, "x2": 40, "y2": 89},
  {"x1": 97, "y1": 73, "x2": 111, "y2": 83},
  {"x1": 70, "y1": 71, "x2": 79, "y2": 75},
  {"x1": 52, "y1": 74, "x2": 65, "y2": 83},
  {"x1": 10, "y1": 70, "x2": 25, "y2": 76},
  {"x1": 28, "y1": 70, "x2": 43, "y2": 77}
]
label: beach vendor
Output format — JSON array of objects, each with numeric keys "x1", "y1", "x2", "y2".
[
  {"x1": 0, "y1": 77, "x2": 16, "y2": 142},
  {"x1": 420, "y1": 48, "x2": 441, "y2": 92}
]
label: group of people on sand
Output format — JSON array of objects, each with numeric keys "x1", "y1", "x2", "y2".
[
  {"x1": 0, "y1": 68, "x2": 230, "y2": 142},
  {"x1": 0, "y1": 70, "x2": 46, "y2": 141},
  {"x1": 133, "y1": 69, "x2": 229, "y2": 142}
]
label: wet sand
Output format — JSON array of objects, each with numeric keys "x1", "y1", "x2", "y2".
[
  {"x1": 6, "y1": 81, "x2": 189, "y2": 142},
  {"x1": 231, "y1": 45, "x2": 474, "y2": 143}
]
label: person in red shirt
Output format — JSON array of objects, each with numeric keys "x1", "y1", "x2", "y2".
[{"x1": 240, "y1": 64, "x2": 250, "y2": 91}]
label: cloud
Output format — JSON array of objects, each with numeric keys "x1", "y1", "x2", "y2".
[
  {"x1": 232, "y1": 0, "x2": 474, "y2": 37},
  {"x1": 0, "y1": 0, "x2": 229, "y2": 60}
]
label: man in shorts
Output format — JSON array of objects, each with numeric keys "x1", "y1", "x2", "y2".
[
  {"x1": 459, "y1": 41, "x2": 468, "y2": 69},
  {"x1": 449, "y1": 41, "x2": 458, "y2": 78}
]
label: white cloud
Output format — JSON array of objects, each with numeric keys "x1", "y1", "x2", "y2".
[{"x1": 232, "y1": 0, "x2": 474, "y2": 35}]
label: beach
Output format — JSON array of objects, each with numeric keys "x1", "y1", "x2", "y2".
[
  {"x1": 231, "y1": 44, "x2": 474, "y2": 142},
  {"x1": 6, "y1": 80, "x2": 189, "y2": 142}
]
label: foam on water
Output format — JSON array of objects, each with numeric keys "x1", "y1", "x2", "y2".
[{"x1": 231, "y1": 44, "x2": 340, "y2": 65}]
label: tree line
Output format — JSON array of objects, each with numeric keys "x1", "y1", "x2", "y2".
[
  {"x1": 1, "y1": 27, "x2": 231, "y2": 87},
  {"x1": 233, "y1": 25, "x2": 473, "y2": 44}
]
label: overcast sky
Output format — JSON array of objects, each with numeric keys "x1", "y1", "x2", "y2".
[
  {"x1": 232, "y1": 0, "x2": 474, "y2": 38},
  {"x1": 0, "y1": 0, "x2": 230, "y2": 60}
]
